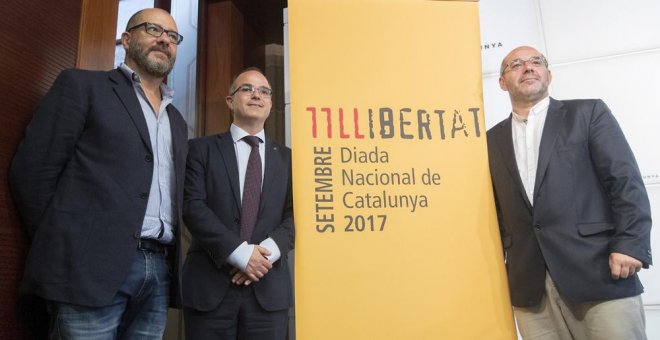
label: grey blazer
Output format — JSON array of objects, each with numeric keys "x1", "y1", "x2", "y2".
[{"x1": 487, "y1": 97, "x2": 652, "y2": 307}]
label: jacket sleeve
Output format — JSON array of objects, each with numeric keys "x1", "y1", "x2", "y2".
[
  {"x1": 587, "y1": 99, "x2": 652, "y2": 266},
  {"x1": 9, "y1": 69, "x2": 88, "y2": 236},
  {"x1": 182, "y1": 139, "x2": 243, "y2": 267}
]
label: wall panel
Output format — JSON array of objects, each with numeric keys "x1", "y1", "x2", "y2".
[
  {"x1": 539, "y1": 0, "x2": 660, "y2": 63},
  {"x1": 77, "y1": 0, "x2": 118, "y2": 70},
  {"x1": 0, "y1": 0, "x2": 83, "y2": 338},
  {"x1": 1, "y1": 0, "x2": 117, "y2": 337}
]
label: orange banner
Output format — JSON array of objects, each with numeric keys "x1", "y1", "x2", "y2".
[{"x1": 289, "y1": 1, "x2": 515, "y2": 338}]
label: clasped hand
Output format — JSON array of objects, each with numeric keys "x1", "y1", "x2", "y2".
[{"x1": 230, "y1": 245, "x2": 272, "y2": 286}]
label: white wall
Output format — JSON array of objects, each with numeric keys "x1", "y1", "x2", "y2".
[
  {"x1": 169, "y1": 0, "x2": 198, "y2": 138},
  {"x1": 479, "y1": 0, "x2": 660, "y2": 337}
]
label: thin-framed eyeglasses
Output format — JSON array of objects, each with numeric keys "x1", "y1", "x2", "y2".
[
  {"x1": 501, "y1": 56, "x2": 547, "y2": 75},
  {"x1": 230, "y1": 84, "x2": 273, "y2": 98},
  {"x1": 127, "y1": 22, "x2": 184, "y2": 45}
]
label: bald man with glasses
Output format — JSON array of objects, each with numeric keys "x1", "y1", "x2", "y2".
[
  {"x1": 10, "y1": 8, "x2": 187, "y2": 339},
  {"x1": 182, "y1": 68, "x2": 294, "y2": 340},
  {"x1": 487, "y1": 46, "x2": 651, "y2": 339}
]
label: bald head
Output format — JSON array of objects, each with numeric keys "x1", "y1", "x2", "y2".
[
  {"x1": 126, "y1": 8, "x2": 174, "y2": 31},
  {"x1": 500, "y1": 46, "x2": 548, "y2": 76},
  {"x1": 122, "y1": 8, "x2": 179, "y2": 80},
  {"x1": 498, "y1": 45, "x2": 552, "y2": 112}
]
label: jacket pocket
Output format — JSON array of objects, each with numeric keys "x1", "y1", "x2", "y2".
[
  {"x1": 556, "y1": 140, "x2": 587, "y2": 153},
  {"x1": 577, "y1": 222, "x2": 614, "y2": 236}
]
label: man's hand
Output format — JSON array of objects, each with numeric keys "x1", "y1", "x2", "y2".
[
  {"x1": 609, "y1": 252, "x2": 642, "y2": 280},
  {"x1": 243, "y1": 245, "x2": 272, "y2": 282},
  {"x1": 229, "y1": 267, "x2": 252, "y2": 286}
]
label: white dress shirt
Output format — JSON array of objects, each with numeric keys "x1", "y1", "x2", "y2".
[
  {"x1": 511, "y1": 96, "x2": 550, "y2": 205},
  {"x1": 226, "y1": 124, "x2": 281, "y2": 271}
]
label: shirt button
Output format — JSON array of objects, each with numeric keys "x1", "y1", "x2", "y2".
[
  {"x1": 535, "y1": 224, "x2": 541, "y2": 230},
  {"x1": 145, "y1": 155, "x2": 153, "y2": 163}
]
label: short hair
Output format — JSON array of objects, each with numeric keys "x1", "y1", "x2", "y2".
[{"x1": 228, "y1": 67, "x2": 269, "y2": 95}]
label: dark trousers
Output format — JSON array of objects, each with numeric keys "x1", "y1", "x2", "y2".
[{"x1": 184, "y1": 284, "x2": 288, "y2": 340}]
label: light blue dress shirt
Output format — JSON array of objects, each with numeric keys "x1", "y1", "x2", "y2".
[{"x1": 119, "y1": 63, "x2": 176, "y2": 244}]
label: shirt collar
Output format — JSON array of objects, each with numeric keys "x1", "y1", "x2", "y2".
[
  {"x1": 118, "y1": 63, "x2": 174, "y2": 99},
  {"x1": 230, "y1": 124, "x2": 265, "y2": 144},
  {"x1": 511, "y1": 96, "x2": 550, "y2": 122}
]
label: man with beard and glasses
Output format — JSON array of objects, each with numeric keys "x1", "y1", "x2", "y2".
[
  {"x1": 10, "y1": 8, "x2": 188, "y2": 339},
  {"x1": 487, "y1": 46, "x2": 652, "y2": 339}
]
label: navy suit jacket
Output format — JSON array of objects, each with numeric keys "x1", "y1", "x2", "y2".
[
  {"x1": 10, "y1": 68, "x2": 188, "y2": 307},
  {"x1": 487, "y1": 98, "x2": 652, "y2": 307},
  {"x1": 182, "y1": 132, "x2": 294, "y2": 312}
]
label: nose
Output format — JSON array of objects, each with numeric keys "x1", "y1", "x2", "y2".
[{"x1": 155, "y1": 33, "x2": 170, "y2": 45}]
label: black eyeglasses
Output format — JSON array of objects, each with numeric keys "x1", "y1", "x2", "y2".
[
  {"x1": 230, "y1": 84, "x2": 273, "y2": 98},
  {"x1": 128, "y1": 22, "x2": 184, "y2": 45}
]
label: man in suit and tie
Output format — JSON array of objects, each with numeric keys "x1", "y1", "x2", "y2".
[
  {"x1": 182, "y1": 68, "x2": 294, "y2": 339},
  {"x1": 487, "y1": 46, "x2": 652, "y2": 339},
  {"x1": 10, "y1": 8, "x2": 188, "y2": 339}
]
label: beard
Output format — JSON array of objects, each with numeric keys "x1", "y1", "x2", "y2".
[{"x1": 126, "y1": 40, "x2": 176, "y2": 78}]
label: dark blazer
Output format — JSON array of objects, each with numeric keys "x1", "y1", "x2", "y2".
[
  {"x1": 182, "y1": 132, "x2": 294, "y2": 312},
  {"x1": 10, "y1": 68, "x2": 188, "y2": 307},
  {"x1": 487, "y1": 98, "x2": 652, "y2": 307}
]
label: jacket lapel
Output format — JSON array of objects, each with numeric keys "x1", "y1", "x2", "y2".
[
  {"x1": 495, "y1": 115, "x2": 532, "y2": 209},
  {"x1": 167, "y1": 105, "x2": 186, "y2": 221},
  {"x1": 216, "y1": 132, "x2": 242, "y2": 207},
  {"x1": 533, "y1": 98, "x2": 565, "y2": 202},
  {"x1": 110, "y1": 69, "x2": 153, "y2": 154}
]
